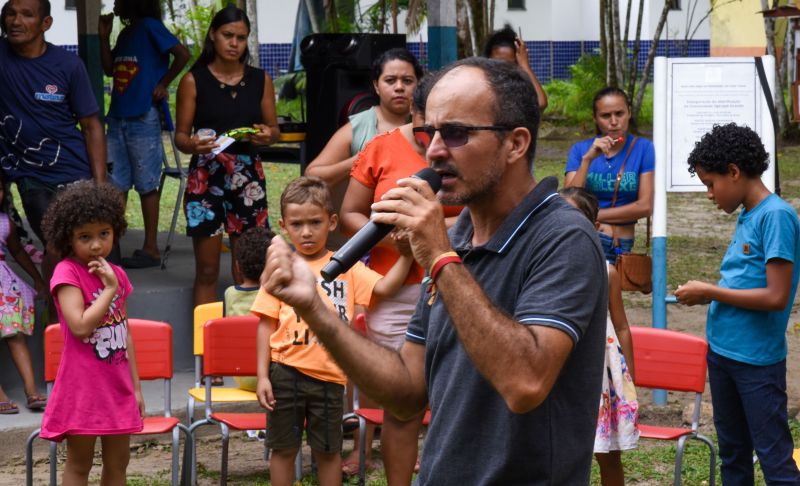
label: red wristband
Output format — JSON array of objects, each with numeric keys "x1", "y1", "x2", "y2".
[{"x1": 430, "y1": 253, "x2": 462, "y2": 283}]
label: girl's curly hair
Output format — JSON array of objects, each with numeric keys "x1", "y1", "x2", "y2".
[
  {"x1": 687, "y1": 123, "x2": 769, "y2": 177},
  {"x1": 41, "y1": 181, "x2": 127, "y2": 257}
]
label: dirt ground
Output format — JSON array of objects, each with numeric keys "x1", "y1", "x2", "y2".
[{"x1": 3, "y1": 135, "x2": 800, "y2": 484}]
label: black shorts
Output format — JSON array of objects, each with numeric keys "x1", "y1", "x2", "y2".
[{"x1": 266, "y1": 362, "x2": 344, "y2": 453}]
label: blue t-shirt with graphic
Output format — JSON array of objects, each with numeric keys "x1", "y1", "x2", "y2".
[
  {"x1": 565, "y1": 135, "x2": 655, "y2": 214},
  {"x1": 0, "y1": 39, "x2": 97, "y2": 185},
  {"x1": 707, "y1": 194, "x2": 800, "y2": 366},
  {"x1": 108, "y1": 17, "x2": 179, "y2": 118}
]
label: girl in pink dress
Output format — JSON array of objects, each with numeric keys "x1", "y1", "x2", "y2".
[{"x1": 39, "y1": 182, "x2": 144, "y2": 485}]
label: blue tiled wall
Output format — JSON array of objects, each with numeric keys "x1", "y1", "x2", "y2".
[{"x1": 61, "y1": 39, "x2": 711, "y2": 81}]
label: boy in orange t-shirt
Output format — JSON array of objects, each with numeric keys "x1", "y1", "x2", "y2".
[{"x1": 251, "y1": 176, "x2": 411, "y2": 486}]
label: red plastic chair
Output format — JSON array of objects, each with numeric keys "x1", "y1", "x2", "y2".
[
  {"x1": 631, "y1": 326, "x2": 717, "y2": 486},
  {"x1": 25, "y1": 320, "x2": 191, "y2": 486},
  {"x1": 186, "y1": 315, "x2": 269, "y2": 486},
  {"x1": 348, "y1": 314, "x2": 431, "y2": 486}
]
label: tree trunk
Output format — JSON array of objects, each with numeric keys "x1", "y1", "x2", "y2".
[
  {"x1": 632, "y1": 0, "x2": 670, "y2": 127},
  {"x1": 612, "y1": 0, "x2": 625, "y2": 87},
  {"x1": 392, "y1": 0, "x2": 398, "y2": 33},
  {"x1": 760, "y1": 0, "x2": 791, "y2": 137},
  {"x1": 456, "y1": 0, "x2": 473, "y2": 58},
  {"x1": 606, "y1": 0, "x2": 618, "y2": 86},
  {"x1": 600, "y1": 0, "x2": 608, "y2": 76},
  {"x1": 627, "y1": 0, "x2": 645, "y2": 98},
  {"x1": 623, "y1": 0, "x2": 632, "y2": 89},
  {"x1": 244, "y1": 0, "x2": 259, "y2": 67}
]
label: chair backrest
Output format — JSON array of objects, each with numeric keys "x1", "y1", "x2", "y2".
[
  {"x1": 202, "y1": 316, "x2": 259, "y2": 377},
  {"x1": 43, "y1": 319, "x2": 173, "y2": 382},
  {"x1": 128, "y1": 319, "x2": 173, "y2": 380},
  {"x1": 193, "y1": 301, "x2": 224, "y2": 356},
  {"x1": 631, "y1": 326, "x2": 708, "y2": 393},
  {"x1": 43, "y1": 324, "x2": 64, "y2": 382}
]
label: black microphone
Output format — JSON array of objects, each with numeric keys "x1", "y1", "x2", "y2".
[{"x1": 320, "y1": 167, "x2": 442, "y2": 282}]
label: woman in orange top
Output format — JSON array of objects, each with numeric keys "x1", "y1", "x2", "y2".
[{"x1": 339, "y1": 73, "x2": 462, "y2": 484}]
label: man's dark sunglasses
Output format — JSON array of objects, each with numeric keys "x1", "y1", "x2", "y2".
[{"x1": 412, "y1": 124, "x2": 514, "y2": 148}]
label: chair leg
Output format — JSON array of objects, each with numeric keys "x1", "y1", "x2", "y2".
[
  {"x1": 171, "y1": 428, "x2": 180, "y2": 486},
  {"x1": 187, "y1": 419, "x2": 211, "y2": 486},
  {"x1": 358, "y1": 416, "x2": 367, "y2": 486},
  {"x1": 25, "y1": 429, "x2": 40, "y2": 486},
  {"x1": 49, "y1": 441, "x2": 57, "y2": 486},
  {"x1": 187, "y1": 397, "x2": 195, "y2": 425},
  {"x1": 694, "y1": 434, "x2": 717, "y2": 486},
  {"x1": 674, "y1": 435, "x2": 689, "y2": 486},
  {"x1": 220, "y1": 423, "x2": 230, "y2": 486},
  {"x1": 177, "y1": 424, "x2": 193, "y2": 486}
]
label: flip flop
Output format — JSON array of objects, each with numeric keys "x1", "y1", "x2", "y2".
[
  {"x1": 26, "y1": 394, "x2": 47, "y2": 410},
  {"x1": 0, "y1": 401, "x2": 19, "y2": 414}
]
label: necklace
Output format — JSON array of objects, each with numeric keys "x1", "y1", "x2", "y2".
[
  {"x1": 209, "y1": 66, "x2": 246, "y2": 99},
  {"x1": 219, "y1": 80, "x2": 246, "y2": 99},
  {"x1": 605, "y1": 152, "x2": 616, "y2": 169}
]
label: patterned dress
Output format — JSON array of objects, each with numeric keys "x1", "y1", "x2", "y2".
[
  {"x1": 0, "y1": 213, "x2": 36, "y2": 339},
  {"x1": 594, "y1": 266, "x2": 640, "y2": 453}
]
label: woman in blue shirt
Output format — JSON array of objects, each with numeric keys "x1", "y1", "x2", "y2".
[{"x1": 565, "y1": 87, "x2": 654, "y2": 262}]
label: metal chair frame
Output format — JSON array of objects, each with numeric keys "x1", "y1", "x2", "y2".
[
  {"x1": 157, "y1": 99, "x2": 187, "y2": 269},
  {"x1": 25, "y1": 320, "x2": 192, "y2": 486}
]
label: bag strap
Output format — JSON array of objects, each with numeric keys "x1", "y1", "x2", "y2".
[{"x1": 610, "y1": 137, "x2": 638, "y2": 249}]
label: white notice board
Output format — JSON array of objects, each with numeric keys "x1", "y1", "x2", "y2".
[{"x1": 662, "y1": 57, "x2": 775, "y2": 192}]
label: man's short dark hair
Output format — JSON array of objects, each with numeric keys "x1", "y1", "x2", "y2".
[
  {"x1": 234, "y1": 227, "x2": 275, "y2": 281},
  {"x1": 37, "y1": 0, "x2": 49, "y2": 17},
  {"x1": 687, "y1": 123, "x2": 769, "y2": 177},
  {"x1": 431, "y1": 57, "x2": 540, "y2": 167}
]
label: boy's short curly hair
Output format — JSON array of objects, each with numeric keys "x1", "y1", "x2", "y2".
[
  {"x1": 280, "y1": 176, "x2": 334, "y2": 216},
  {"x1": 41, "y1": 181, "x2": 127, "y2": 256},
  {"x1": 687, "y1": 123, "x2": 769, "y2": 177},
  {"x1": 234, "y1": 227, "x2": 275, "y2": 281}
]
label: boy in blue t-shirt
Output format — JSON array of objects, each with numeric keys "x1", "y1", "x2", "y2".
[
  {"x1": 676, "y1": 123, "x2": 800, "y2": 485},
  {"x1": 99, "y1": 0, "x2": 189, "y2": 268}
]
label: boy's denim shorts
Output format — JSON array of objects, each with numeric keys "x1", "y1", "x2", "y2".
[
  {"x1": 107, "y1": 106, "x2": 164, "y2": 195},
  {"x1": 267, "y1": 362, "x2": 343, "y2": 453}
]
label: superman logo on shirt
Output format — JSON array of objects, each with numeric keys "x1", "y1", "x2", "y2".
[{"x1": 112, "y1": 61, "x2": 140, "y2": 94}]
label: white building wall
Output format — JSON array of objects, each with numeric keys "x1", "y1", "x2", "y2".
[{"x1": 43, "y1": 0, "x2": 710, "y2": 48}]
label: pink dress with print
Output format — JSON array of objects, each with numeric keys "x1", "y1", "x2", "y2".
[
  {"x1": 39, "y1": 259, "x2": 143, "y2": 442},
  {"x1": 0, "y1": 213, "x2": 36, "y2": 339}
]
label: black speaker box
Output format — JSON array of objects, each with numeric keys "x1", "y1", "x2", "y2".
[{"x1": 300, "y1": 33, "x2": 406, "y2": 170}]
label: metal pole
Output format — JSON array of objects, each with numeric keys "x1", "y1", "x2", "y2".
[
  {"x1": 427, "y1": 0, "x2": 457, "y2": 70},
  {"x1": 652, "y1": 56, "x2": 668, "y2": 406}
]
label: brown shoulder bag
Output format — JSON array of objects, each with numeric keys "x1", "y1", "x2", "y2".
[{"x1": 610, "y1": 137, "x2": 652, "y2": 294}]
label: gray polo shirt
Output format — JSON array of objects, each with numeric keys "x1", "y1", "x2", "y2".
[{"x1": 406, "y1": 176, "x2": 607, "y2": 485}]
